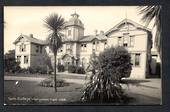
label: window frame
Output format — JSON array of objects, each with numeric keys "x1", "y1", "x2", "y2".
[
  {"x1": 68, "y1": 30, "x2": 71, "y2": 36},
  {"x1": 24, "y1": 55, "x2": 29, "y2": 64},
  {"x1": 17, "y1": 56, "x2": 21, "y2": 62},
  {"x1": 131, "y1": 53, "x2": 141, "y2": 67},
  {"x1": 135, "y1": 53, "x2": 140, "y2": 66},
  {"x1": 19, "y1": 43, "x2": 26, "y2": 52},
  {"x1": 130, "y1": 35, "x2": 135, "y2": 47},
  {"x1": 36, "y1": 45, "x2": 39, "y2": 53}
]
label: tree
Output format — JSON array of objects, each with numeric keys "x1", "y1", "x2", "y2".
[
  {"x1": 138, "y1": 6, "x2": 162, "y2": 56},
  {"x1": 81, "y1": 46, "x2": 132, "y2": 103},
  {"x1": 44, "y1": 13, "x2": 65, "y2": 92},
  {"x1": 4, "y1": 50, "x2": 20, "y2": 72}
]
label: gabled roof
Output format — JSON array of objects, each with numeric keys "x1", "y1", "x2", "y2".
[
  {"x1": 78, "y1": 34, "x2": 107, "y2": 42},
  {"x1": 105, "y1": 19, "x2": 151, "y2": 36},
  {"x1": 13, "y1": 34, "x2": 47, "y2": 45}
]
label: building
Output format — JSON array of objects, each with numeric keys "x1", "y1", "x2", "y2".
[
  {"x1": 13, "y1": 34, "x2": 47, "y2": 69},
  {"x1": 14, "y1": 12, "x2": 153, "y2": 79}
]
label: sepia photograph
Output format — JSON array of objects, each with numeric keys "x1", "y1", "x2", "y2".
[{"x1": 4, "y1": 6, "x2": 162, "y2": 105}]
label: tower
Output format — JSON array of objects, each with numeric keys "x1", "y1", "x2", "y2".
[{"x1": 64, "y1": 12, "x2": 84, "y2": 41}]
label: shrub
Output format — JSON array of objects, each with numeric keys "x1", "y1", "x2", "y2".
[
  {"x1": 68, "y1": 65, "x2": 76, "y2": 73},
  {"x1": 39, "y1": 77, "x2": 69, "y2": 87},
  {"x1": 18, "y1": 68, "x2": 29, "y2": 73},
  {"x1": 58, "y1": 64, "x2": 65, "y2": 72},
  {"x1": 98, "y1": 46, "x2": 132, "y2": 80},
  {"x1": 76, "y1": 66, "x2": 85, "y2": 74},
  {"x1": 81, "y1": 46, "x2": 132, "y2": 103},
  {"x1": 33, "y1": 66, "x2": 47, "y2": 74},
  {"x1": 4, "y1": 58, "x2": 21, "y2": 73},
  {"x1": 28, "y1": 67, "x2": 36, "y2": 74}
]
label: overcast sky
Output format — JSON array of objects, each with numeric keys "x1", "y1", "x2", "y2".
[{"x1": 4, "y1": 6, "x2": 155, "y2": 53}]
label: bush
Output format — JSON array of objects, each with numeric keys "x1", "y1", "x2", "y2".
[
  {"x1": 4, "y1": 58, "x2": 21, "y2": 73},
  {"x1": 39, "y1": 77, "x2": 69, "y2": 87},
  {"x1": 58, "y1": 64, "x2": 65, "y2": 72},
  {"x1": 18, "y1": 68, "x2": 29, "y2": 73},
  {"x1": 76, "y1": 66, "x2": 85, "y2": 74},
  {"x1": 17, "y1": 66, "x2": 47, "y2": 74},
  {"x1": 81, "y1": 46, "x2": 132, "y2": 103},
  {"x1": 34, "y1": 66, "x2": 47, "y2": 74},
  {"x1": 68, "y1": 65, "x2": 76, "y2": 73},
  {"x1": 28, "y1": 67, "x2": 36, "y2": 74},
  {"x1": 98, "y1": 46, "x2": 132, "y2": 80}
]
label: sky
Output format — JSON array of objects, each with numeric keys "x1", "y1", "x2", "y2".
[{"x1": 4, "y1": 6, "x2": 155, "y2": 53}]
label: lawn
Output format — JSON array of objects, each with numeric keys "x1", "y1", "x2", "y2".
[
  {"x1": 4, "y1": 72, "x2": 162, "y2": 105},
  {"x1": 4, "y1": 80, "x2": 84, "y2": 105}
]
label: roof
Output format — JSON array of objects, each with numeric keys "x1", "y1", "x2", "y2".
[
  {"x1": 64, "y1": 13, "x2": 84, "y2": 28},
  {"x1": 105, "y1": 19, "x2": 151, "y2": 36},
  {"x1": 78, "y1": 34, "x2": 107, "y2": 42},
  {"x1": 13, "y1": 34, "x2": 47, "y2": 45}
]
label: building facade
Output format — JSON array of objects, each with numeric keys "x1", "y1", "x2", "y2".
[
  {"x1": 14, "y1": 13, "x2": 153, "y2": 79},
  {"x1": 13, "y1": 34, "x2": 47, "y2": 69}
]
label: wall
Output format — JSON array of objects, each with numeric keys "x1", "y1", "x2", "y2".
[{"x1": 15, "y1": 40, "x2": 31, "y2": 68}]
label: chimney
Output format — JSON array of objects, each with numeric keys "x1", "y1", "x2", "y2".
[
  {"x1": 30, "y1": 34, "x2": 33, "y2": 38},
  {"x1": 94, "y1": 29, "x2": 98, "y2": 36},
  {"x1": 100, "y1": 30, "x2": 104, "y2": 35}
]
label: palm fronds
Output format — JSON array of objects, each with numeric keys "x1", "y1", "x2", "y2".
[
  {"x1": 44, "y1": 13, "x2": 65, "y2": 32},
  {"x1": 138, "y1": 6, "x2": 162, "y2": 54}
]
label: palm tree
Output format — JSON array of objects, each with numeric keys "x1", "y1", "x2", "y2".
[
  {"x1": 44, "y1": 13, "x2": 65, "y2": 92},
  {"x1": 138, "y1": 6, "x2": 162, "y2": 56}
]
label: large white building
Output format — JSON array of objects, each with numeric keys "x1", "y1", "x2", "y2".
[{"x1": 14, "y1": 12, "x2": 154, "y2": 79}]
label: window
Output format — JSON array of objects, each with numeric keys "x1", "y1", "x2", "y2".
[
  {"x1": 118, "y1": 37, "x2": 122, "y2": 46},
  {"x1": 36, "y1": 45, "x2": 39, "y2": 53},
  {"x1": 17, "y1": 56, "x2": 21, "y2": 62},
  {"x1": 92, "y1": 40, "x2": 99, "y2": 51},
  {"x1": 135, "y1": 54, "x2": 140, "y2": 66},
  {"x1": 24, "y1": 56, "x2": 28, "y2": 64},
  {"x1": 58, "y1": 48, "x2": 63, "y2": 53},
  {"x1": 40, "y1": 46, "x2": 43, "y2": 53},
  {"x1": 123, "y1": 35, "x2": 128, "y2": 47},
  {"x1": 95, "y1": 41, "x2": 99, "y2": 51},
  {"x1": 66, "y1": 44, "x2": 72, "y2": 54},
  {"x1": 130, "y1": 36, "x2": 135, "y2": 47},
  {"x1": 68, "y1": 30, "x2": 71, "y2": 36},
  {"x1": 104, "y1": 41, "x2": 107, "y2": 49},
  {"x1": 131, "y1": 53, "x2": 140, "y2": 66},
  {"x1": 81, "y1": 43, "x2": 87, "y2": 51},
  {"x1": 19, "y1": 44, "x2": 26, "y2": 52},
  {"x1": 60, "y1": 49, "x2": 63, "y2": 52}
]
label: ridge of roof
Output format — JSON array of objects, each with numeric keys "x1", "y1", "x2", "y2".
[
  {"x1": 78, "y1": 34, "x2": 107, "y2": 42},
  {"x1": 105, "y1": 19, "x2": 151, "y2": 36},
  {"x1": 13, "y1": 34, "x2": 47, "y2": 45}
]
